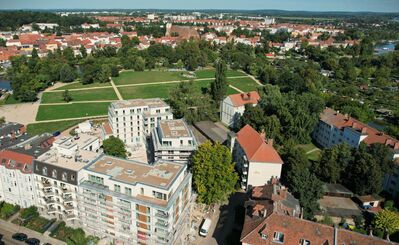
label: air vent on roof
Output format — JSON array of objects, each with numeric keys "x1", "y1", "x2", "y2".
[{"x1": 106, "y1": 161, "x2": 112, "y2": 165}]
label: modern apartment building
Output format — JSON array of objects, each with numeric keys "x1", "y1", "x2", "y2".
[
  {"x1": 78, "y1": 155, "x2": 192, "y2": 245},
  {"x1": 231, "y1": 125, "x2": 283, "y2": 190},
  {"x1": 108, "y1": 99, "x2": 173, "y2": 145},
  {"x1": 0, "y1": 133, "x2": 54, "y2": 208},
  {"x1": 151, "y1": 119, "x2": 198, "y2": 164},
  {"x1": 33, "y1": 135, "x2": 101, "y2": 227},
  {"x1": 220, "y1": 91, "x2": 260, "y2": 128}
]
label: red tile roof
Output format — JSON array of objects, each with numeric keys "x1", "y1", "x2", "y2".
[
  {"x1": 228, "y1": 91, "x2": 260, "y2": 107},
  {"x1": 320, "y1": 108, "x2": 399, "y2": 150},
  {"x1": 0, "y1": 150, "x2": 34, "y2": 173},
  {"x1": 241, "y1": 212, "x2": 394, "y2": 245},
  {"x1": 236, "y1": 125, "x2": 283, "y2": 164}
]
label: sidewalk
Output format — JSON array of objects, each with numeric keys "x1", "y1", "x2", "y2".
[{"x1": 0, "y1": 218, "x2": 66, "y2": 245}]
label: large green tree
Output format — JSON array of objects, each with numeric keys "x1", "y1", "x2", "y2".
[
  {"x1": 103, "y1": 136, "x2": 127, "y2": 158},
  {"x1": 191, "y1": 141, "x2": 238, "y2": 204},
  {"x1": 210, "y1": 59, "x2": 228, "y2": 103},
  {"x1": 374, "y1": 209, "x2": 399, "y2": 241}
]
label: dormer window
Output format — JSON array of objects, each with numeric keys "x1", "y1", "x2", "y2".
[
  {"x1": 62, "y1": 172, "x2": 68, "y2": 181},
  {"x1": 52, "y1": 169, "x2": 57, "y2": 178},
  {"x1": 42, "y1": 167, "x2": 48, "y2": 176},
  {"x1": 299, "y1": 239, "x2": 311, "y2": 245},
  {"x1": 273, "y1": 232, "x2": 284, "y2": 243}
]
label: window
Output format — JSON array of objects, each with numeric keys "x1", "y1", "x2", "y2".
[
  {"x1": 61, "y1": 172, "x2": 67, "y2": 181},
  {"x1": 125, "y1": 187, "x2": 132, "y2": 196},
  {"x1": 153, "y1": 191, "x2": 167, "y2": 200},
  {"x1": 141, "y1": 188, "x2": 144, "y2": 195},
  {"x1": 88, "y1": 175, "x2": 104, "y2": 184},
  {"x1": 71, "y1": 174, "x2": 75, "y2": 181},
  {"x1": 52, "y1": 169, "x2": 57, "y2": 178},
  {"x1": 42, "y1": 167, "x2": 48, "y2": 176},
  {"x1": 273, "y1": 232, "x2": 284, "y2": 243},
  {"x1": 299, "y1": 239, "x2": 310, "y2": 245},
  {"x1": 114, "y1": 184, "x2": 121, "y2": 193}
]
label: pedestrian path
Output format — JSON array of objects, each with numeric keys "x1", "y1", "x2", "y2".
[{"x1": 110, "y1": 78, "x2": 123, "y2": 100}]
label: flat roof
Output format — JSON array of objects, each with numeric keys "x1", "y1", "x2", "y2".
[
  {"x1": 159, "y1": 120, "x2": 190, "y2": 138},
  {"x1": 37, "y1": 148, "x2": 99, "y2": 171},
  {"x1": 194, "y1": 121, "x2": 233, "y2": 144},
  {"x1": 111, "y1": 98, "x2": 169, "y2": 109},
  {"x1": 87, "y1": 155, "x2": 184, "y2": 189},
  {"x1": 55, "y1": 134, "x2": 98, "y2": 150}
]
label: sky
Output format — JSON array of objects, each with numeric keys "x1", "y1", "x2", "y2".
[{"x1": 1, "y1": 0, "x2": 399, "y2": 12}]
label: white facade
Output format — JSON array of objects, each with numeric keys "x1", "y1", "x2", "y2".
[
  {"x1": 0, "y1": 163, "x2": 37, "y2": 208},
  {"x1": 221, "y1": 97, "x2": 246, "y2": 127},
  {"x1": 313, "y1": 120, "x2": 368, "y2": 148},
  {"x1": 108, "y1": 99, "x2": 173, "y2": 145},
  {"x1": 151, "y1": 120, "x2": 198, "y2": 164},
  {"x1": 78, "y1": 155, "x2": 192, "y2": 244},
  {"x1": 247, "y1": 162, "x2": 283, "y2": 188}
]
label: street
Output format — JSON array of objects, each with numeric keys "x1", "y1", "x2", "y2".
[{"x1": 0, "y1": 219, "x2": 65, "y2": 245}]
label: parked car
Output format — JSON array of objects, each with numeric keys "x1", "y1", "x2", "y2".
[
  {"x1": 25, "y1": 238, "x2": 40, "y2": 245},
  {"x1": 12, "y1": 233, "x2": 27, "y2": 241},
  {"x1": 199, "y1": 218, "x2": 212, "y2": 237},
  {"x1": 52, "y1": 131, "x2": 61, "y2": 137}
]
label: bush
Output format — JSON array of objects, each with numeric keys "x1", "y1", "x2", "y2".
[
  {"x1": 20, "y1": 206, "x2": 39, "y2": 220},
  {"x1": 0, "y1": 202, "x2": 20, "y2": 219}
]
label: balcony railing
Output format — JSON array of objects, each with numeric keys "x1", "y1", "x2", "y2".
[{"x1": 155, "y1": 212, "x2": 169, "y2": 219}]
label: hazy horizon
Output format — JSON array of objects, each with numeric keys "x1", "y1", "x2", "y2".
[{"x1": 1, "y1": 0, "x2": 399, "y2": 13}]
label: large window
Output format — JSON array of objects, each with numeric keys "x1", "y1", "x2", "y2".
[
  {"x1": 153, "y1": 191, "x2": 167, "y2": 200},
  {"x1": 88, "y1": 175, "x2": 104, "y2": 185},
  {"x1": 114, "y1": 184, "x2": 121, "y2": 193},
  {"x1": 273, "y1": 232, "x2": 284, "y2": 243}
]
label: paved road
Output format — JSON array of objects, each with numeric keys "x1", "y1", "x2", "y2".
[{"x1": 0, "y1": 219, "x2": 65, "y2": 245}]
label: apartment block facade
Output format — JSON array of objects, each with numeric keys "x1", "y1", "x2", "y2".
[
  {"x1": 151, "y1": 119, "x2": 198, "y2": 164},
  {"x1": 33, "y1": 135, "x2": 101, "y2": 227},
  {"x1": 78, "y1": 155, "x2": 193, "y2": 245},
  {"x1": 108, "y1": 99, "x2": 173, "y2": 145},
  {"x1": 0, "y1": 133, "x2": 54, "y2": 208},
  {"x1": 220, "y1": 91, "x2": 260, "y2": 128},
  {"x1": 232, "y1": 125, "x2": 283, "y2": 190}
]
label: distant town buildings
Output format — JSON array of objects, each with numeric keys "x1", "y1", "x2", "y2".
[
  {"x1": 231, "y1": 124, "x2": 283, "y2": 190},
  {"x1": 220, "y1": 91, "x2": 260, "y2": 128},
  {"x1": 151, "y1": 119, "x2": 198, "y2": 164},
  {"x1": 108, "y1": 99, "x2": 173, "y2": 145}
]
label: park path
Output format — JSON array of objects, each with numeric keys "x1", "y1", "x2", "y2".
[
  {"x1": 229, "y1": 85, "x2": 244, "y2": 93},
  {"x1": 306, "y1": 148, "x2": 321, "y2": 154},
  {"x1": 51, "y1": 75, "x2": 251, "y2": 91},
  {"x1": 110, "y1": 78, "x2": 124, "y2": 100},
  {"x1": 33, "y1": 115, "x2": 108, "y2": 124},
  {"x1": 247, "y1": 74, "x2": 264, "y2": 86},
  {"x1": 40, "y1": 100, "x2": 117, "y2": 106}
]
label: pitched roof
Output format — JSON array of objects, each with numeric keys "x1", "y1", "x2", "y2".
[
  {"x1": 241, "y1": 212, "x2": 394, "y2": 245},
  {"x1": 320, "y1": 108, "x2": 399, "y2": 150},
  {"x1": 236, "y1": 125, "x2": 283, "y2": 164},
  {"x1": 228, "y1": 91, "x2": 260, "y2": 107}
]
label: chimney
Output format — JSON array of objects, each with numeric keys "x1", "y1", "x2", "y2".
[
  {"x1": 279, "y1": 188, "x2": 287, "y2": 199},
  {"x1": 386, "y1": 139, "x2": 393, "y2": 146},
  {"x1": 361, "y1": 127, "x2": 367, "y2": 134},
  {"x1": 394, "y1": 143, "x2": 399, "y2": 150},
  {"x1": 262, "y1": 209, "x2": 267, "y2": 217},
  {"x1": 267, "y1": 138, "x2": 274, "y2": 146},
  {"x1": 333, "y1": 225, "x2": 338, "y2": 245}
]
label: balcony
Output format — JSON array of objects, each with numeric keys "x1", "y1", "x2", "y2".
[
  {"x1": 62, "y1": 188, "x2": 72, "y2": 194},
  {"x1": 63, "y1": 196, "x2": 73, "y2": 202},
  {"x1": 155, "y1": 221, "x2": 169, "y2": 229},
  {"x1": 242, "y1": 177, "x2": 247, "y2": 182},
  {"x1": 42, "y1": 190, "x2": 55, "y2": 197},
  {"x1": 42, "y1": 182, "x2": 51, "y2": 187},
  {"x1": 48, "y1": 208, "x2": 58, "y2": 213},
  {"x1": 66, "y1": 214, "x2": 77, "y2": 220},
  {"x1": 243, "y1": 163, "x2": 248, "y2": 168},
  {"x1": 155, "y1": 211, "x2": 169, "y2": 219},
  {"x1": 243, "y1": 171, "x2": 247, "y2": 175},
  {"x1": 64, "y1": 205, "x2": 74, "y2": 211}
]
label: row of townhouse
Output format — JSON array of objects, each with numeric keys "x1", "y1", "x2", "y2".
[{"x1": 312, "y1": 107, "x2": 399, "y2": 197}]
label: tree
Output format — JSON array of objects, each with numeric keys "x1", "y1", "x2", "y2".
[
  {"x1": 210, "y1": 59, "x2": 228, "y2": 103},
  {"x1": 191, "y1": 141, "x2": 238, "y2": 204},
  {"x1": 133, "y1": 56, "x2": 145, "y2": 71},
  {"x1": 103, "y1": 136, "x2": 127, "y2": 158},
  {"x1": 0, "y1": 38, "x2": 6, "y2": 47},
  {"x1": 281, "y1": 145, "x2": 323, "y2": 219},
  {"x1": 374, "y1": 209, "x2": 399, "y2": 241},
  {"x1": 59, "y1": 64, "x2": 76, "y2": 83},
  {"x1": 315, "y1": 144, "x2": 352, "y2": 183},
  {"x1": 95, "y1": 64, "x2": 111, "y2": 83},
  {"x1": 79, "y1": 45, "x2": 87, "y2": 58},
  {"x1": 63, "y1": 90, "x2": 72, "y2": 103}
]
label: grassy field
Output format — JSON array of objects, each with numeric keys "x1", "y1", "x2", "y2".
[
  {"x1": 27, "y1": 119, "x2": 85, "y2": 135},
  {"x1": 194, "y1": 69, "x2": 246, "y2": 79},
  {"x1": 113, "y1": 70, "x2": 186, "y2": 85},
  {"x1": 41, "y1": 88, "x2": 118, "y2": 104},
  {"x1": 36, "y1": 103, "x2": 110, "y2": 121},
  {"x1": 228, "y1": 77, "x2": 261, "y2": 92},
  {"x1": 55, "y1": 82, "x2": 111, "y2": 91},
  {"x1": 297, "y1": 143, "x2": 322, "y2": 162}
]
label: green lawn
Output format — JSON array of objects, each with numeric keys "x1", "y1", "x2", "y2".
[
  {"x1": 41, "y1": 88, "x2": 118, "y2": 104},
  {"x1": 27, "y1": 119, "x2": 85, "y2": 135},
  {"x1": 113, "y1": 70, "x2": 186, "y2": 85},
  {"x1": 297, "y1": 143, "x2": 322, "y2": 162},
  {"x1": 227, "y1": 86, "x2": 241, "y2": 95},
  {"x1": 25, "y1": 217, "x2": 54, "y2": 233},
  {"x1": 194, "y1": 69, "x2": 246, "y2": 79},
  {"x1": 55, "y1": 82, "x2": 111, "y2": 91},
  {"x1": 228, "y1": 77, "x2": 260, "y2": 92},
  {"x1": 0, "y1": 94, "x2": 21, "y2": 105},
  {"x1": 36, "y1": 103, "x2": 110, "y2": 121}
]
